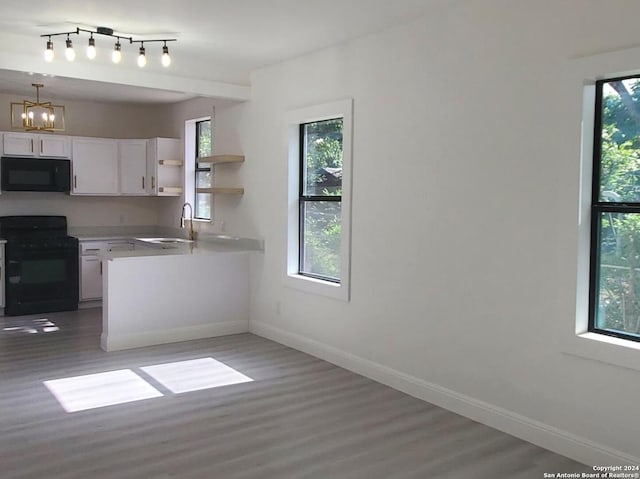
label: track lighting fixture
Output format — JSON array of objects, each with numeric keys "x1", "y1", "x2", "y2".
[
  {"x1": 161, "y1": 42, "x2": 171, "y2": 67},
  {"x1": 41, "y1": 27, "x2": 176, "y2": 67},
  {"x1": 44, "y1": 37, "x2": 54, "y2": 62},
  {"x1": 137, "y1": 44, "x2": 146, "y2": 68},
  {"x1": 65, "y1": 35, "x2": 75, "y2": 61},
  {"x1": 112, "y1": 41, "x2": 122, "y2": 64},
  {"x1": 87, "y1": 35, "x2": 96, "y2": 59}
]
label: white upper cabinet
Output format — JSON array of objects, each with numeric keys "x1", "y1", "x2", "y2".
[
  {"x1": 3, "y1": 132, "x2": 70, "y2": 158},
  {"x1": 40, "y1": 136, "x2": 71, "y2": 158},
  {"x1": 71, "y1": 138, "x2": 119, "y2": 195},
  {"x1": 3, "y1": 133, "x2": 35, "y2": 156},
  {"x1": 119, "y1": 140, "x2": 148, "y2": 195},
  {"x1": 147, "y1": 137, "x2": 182, "y2": 196}
]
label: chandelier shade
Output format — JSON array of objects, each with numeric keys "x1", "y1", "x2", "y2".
[{"x1": 10, "y1": 84, "x2": 65, "y2": 132}]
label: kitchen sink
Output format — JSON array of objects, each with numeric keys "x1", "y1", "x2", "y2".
[{"x1": 135, "y1": 237, "x2": 195, "y2": 246}]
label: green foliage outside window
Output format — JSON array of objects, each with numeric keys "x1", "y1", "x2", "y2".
[
  {"x1": 596, "y1": 78, "x2": 640, "y2": 338},
  {"x1": 195, "y1": 119, "x2": 212, "y2": 220},
  {"x1": 301, "y1": 119, "x2": 343, "y2": 280}
]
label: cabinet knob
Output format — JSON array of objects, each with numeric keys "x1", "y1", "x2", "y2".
[
  {"x1": 142, "y1": 176, "x2": 145, "y2": 189},
  {"x1": 151, "y1": 176, "x2": 155, "y2": 189},
  {"x1": 74, "y1": 175, "x2": 77, "y2": 189}
]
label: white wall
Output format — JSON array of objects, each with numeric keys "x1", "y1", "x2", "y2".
[
  {"x1": 0, "y1": 92, "x2": 173, "y2": 138},
  {"x1": 0, "y1": 193, "x2": 160, "y2": 227},
  {"x1": 233, "y1": 0, "x2": 640, "y2": 465}
]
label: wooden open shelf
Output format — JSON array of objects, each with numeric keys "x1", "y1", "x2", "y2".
[
  {"x1": 158, "y1": 186, "x2": 183, "y2": 195},
  {"x1": 158, "y1": 159, "x2": 184, "y2": 166},
  {"x1": 197, "y1": 154, "x2": 245, "y2": 165},
  {"x1": 196, "y1": 187, "x2": 244, "y2": 195}
]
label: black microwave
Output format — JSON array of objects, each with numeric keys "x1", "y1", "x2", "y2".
[{"x1": 1, "y1": 157, "x2": 71, "y2": 192}]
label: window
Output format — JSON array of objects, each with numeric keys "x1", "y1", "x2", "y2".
[
  {"x1": 299, "y1": 119, "x2": 343, "y2": 282},
  {"x1": 286, "y1": 99, "x2": 353, "y2": 300},
  {"x1": 590, "y1": 75, "x2": 640, "y2": 343},
  {"x1": 195, "y1": 119, "x2": 212, "y2": 220}
]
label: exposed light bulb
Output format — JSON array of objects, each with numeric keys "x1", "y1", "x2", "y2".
[
  {"x1": 137, "y1": 45, "x2": 146, "y2": 68},
  {"x1": 87, "y1": 36, "x2": 96, "y2": 60},
  {"x1": 44, "y1": 39, "x2": 54, "y2": 62},
  {"x1": 161, "y1": 44, "x2": 171, "y2": 67},
  {"x1": 65, "y1": 37, "x2": 75, "y2": 61},
  {"x1": 112, "y1": 41, "x2": 122, "y2": 64}
]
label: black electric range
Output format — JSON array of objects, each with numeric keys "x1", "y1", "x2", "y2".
[{"x1": 0, "y1": 216, "x2": 79, "y2": 316}]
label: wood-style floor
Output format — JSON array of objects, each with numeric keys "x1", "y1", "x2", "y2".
[{"x1": 0, "y1": 308, "x2": 590, "y2": 479}]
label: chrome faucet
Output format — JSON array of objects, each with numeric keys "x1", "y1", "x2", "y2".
[{"x1": 180, "y1": 202, "x2": 195, "y2": 241}]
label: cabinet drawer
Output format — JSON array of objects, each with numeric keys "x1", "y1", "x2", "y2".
[
  {"x1": 80, "y1": 242, "x2": 105, "y2": 255},
  {"x1": 106, "y1": 241, "x2": 134, "y2": 252}
]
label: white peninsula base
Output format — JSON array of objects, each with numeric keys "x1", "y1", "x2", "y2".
[{"x1": 101, "y1": 250, "x2": 250, "y2": 351}]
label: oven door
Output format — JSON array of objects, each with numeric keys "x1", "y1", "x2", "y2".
[{"x1": 5, "y1": 244, "x2": 79, "y2": 316}]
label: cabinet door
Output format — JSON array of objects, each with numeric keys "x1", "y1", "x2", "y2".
[
  {"x1": 3, "y1": 133, "x2": 36, "y2": 156},
  {"x1": 81, "y1": 256, "x2": 102, "y2": 300},
  {"x1": 119, "y1": 140, "x2": 148, "y2": 195},
  {"x1": 71, "y1": 139, "x2": 119, "y2": 195},
  {"x1": 39, "y1": 136, "x2": 70, "y2": 158}
]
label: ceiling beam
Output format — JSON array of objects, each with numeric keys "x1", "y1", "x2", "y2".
[{"x1": 0, "y1": 51, "x2": 251, "y2": 102}]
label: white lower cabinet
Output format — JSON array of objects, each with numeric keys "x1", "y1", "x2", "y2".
[
  {"x1": 80, "y1": 240, "x2": 135, "y2": 301},
  {"x1": 81, "y1": 256, "x2": 103, "y2": 300}
]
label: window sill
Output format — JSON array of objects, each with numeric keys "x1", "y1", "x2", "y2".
[
  {"x1": 284, "y1": 273, "x2": 349, "y2": 301},
  {"x1": 560, "y1": 330, "x2": 640, "y2": 372}
]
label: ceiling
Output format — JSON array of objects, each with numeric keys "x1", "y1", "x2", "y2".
[{"x1": 0, "y1": 0, "x2": 443, "y2": 104}]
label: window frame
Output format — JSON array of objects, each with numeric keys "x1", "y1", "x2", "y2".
[
  {"x1": 588, "y1": 75, "x2": 640, "y2": 343},
  {"x1": 285, "y1": 99, "x2": 353, "y2": 301},
  {"x1": 559, "y1": 45, "x2": 640, "y2": 374},
  {"x1": 193, "y1": 118, "x2": 212, "y2": 221}
]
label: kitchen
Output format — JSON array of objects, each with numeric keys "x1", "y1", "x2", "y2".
[
  {"x1": 1, "y1": 1, "x2": 638, "y2": 477},
  {"x1": 0, "y1": 78, "x2": 259, "y2": 351}
]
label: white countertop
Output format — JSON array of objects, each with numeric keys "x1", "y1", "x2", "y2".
[
  {"x1": 104, "y1": 239, "x2": 255, "y2": 259},
  {"x1": 71, "y1": 225, "x2": 263, "y2": 256}
]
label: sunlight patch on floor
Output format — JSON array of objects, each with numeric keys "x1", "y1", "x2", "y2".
[
  {"x1": 44, "y1": 369, "x2": 164, "y2": 412},
  {"x1": 3, "y1": 318, "x2": 60, "y2": 334},
  {"x1": 140, "y1": 357, "x2": 253, "y2": 393}
]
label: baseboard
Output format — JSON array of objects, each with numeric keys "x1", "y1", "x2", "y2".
[
  {"x1": 250, "y1": 320, "x2": 639, "y2": 467},
  {"x1": 102, "y1": 320, "x2": 249, "y2": 351},
  {"x1": 78, "y1": 300, "x2": 101, "y2": 310}
]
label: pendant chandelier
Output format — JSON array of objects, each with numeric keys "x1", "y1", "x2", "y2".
[
  {"x1": 10, "y1": 83, "x2": 65, "y2": 132},
  {"x1": 41, "y1": 26, "x2": 176, "y2": 68}
]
